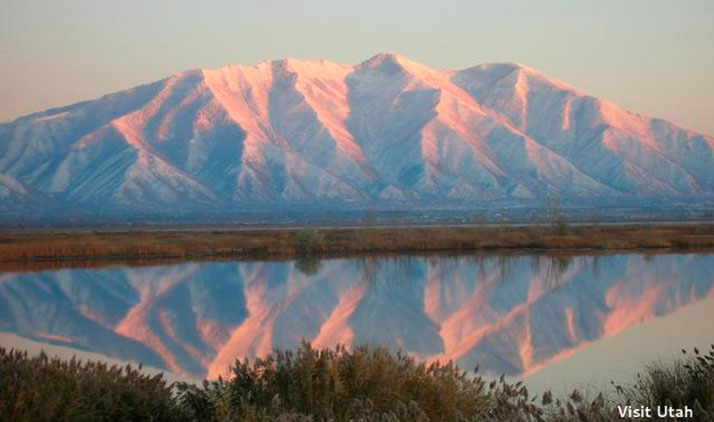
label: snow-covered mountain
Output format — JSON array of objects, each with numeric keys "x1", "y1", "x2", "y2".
[{"x1": 2, "y1": 53, "x2": 713, "y2": 219}]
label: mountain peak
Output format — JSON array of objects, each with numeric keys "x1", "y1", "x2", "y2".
[
  {"x1": 458, "y1": 61, "x2": 581, "y2": 94},
  {"x1": 364, "y1": 51, "x2": 406, "y2": 62},
  {"x1": 359, "y1": 52, "x2": 407, "y2": 71},
  {"x1": 358, "y1": 52, "x2": 440, "y2": 80}
]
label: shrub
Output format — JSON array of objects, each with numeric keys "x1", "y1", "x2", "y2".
[
  {"x1": 175, "y1": 342, "x2": 513, "y2": 421},
  {"x1": 615, "y1": 346, "x2": 714, "y2": 422},
  {"x1": 294, "y1": 229, "x2": 326, "y2": 254},
  {"x1": 3, "y1": 343, "x2": 714, "y2": 421},
  {"x1": 0, "y1": 348, "x2": 188, "y2": 422}
]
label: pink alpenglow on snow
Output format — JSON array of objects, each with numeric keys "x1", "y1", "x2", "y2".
[{"x1": 1, "y1": 53, "x2": 714, "y2": 217}]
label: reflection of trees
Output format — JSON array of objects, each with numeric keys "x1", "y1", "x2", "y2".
[
  {"x1": 386, "y1": 257, "x2": 418, "y2": 284},
  {"x1": 531, "y1": 255, "x2": 602, "y2": 290},
  {"x1": 431, "y1": 255, "x2": 488, "y2": 281},
  {"x1": 497, "y1": 255, "x2": 514, "y2": 281},
  {"x1": 353, "y1": 254, "x2": 585, "y2": 290},
  {"x1": 544, "y1": 256, "x2": 572, "y2": 289},
  {"x1": 528, "y1": 255, "x2": 572, "y2": 289},
  {"x1": 346, "y1": 252, "x2": 607, "y2": 294},
  {"x1": 353, "y1": 256, "x2": 419, "y2": 285},
  {"x1": 590, "y1": 255, "x2": 601, "y2": 277},
  {"x1": 354, "y1": 256, "x2": 379, "y2": 284},
  {"x1": 294, "y1": 256, "x2": 323, "y2": 276}
]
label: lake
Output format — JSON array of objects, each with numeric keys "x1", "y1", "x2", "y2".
[{"x1": 1, "y1": 253, "x2": 713, "y2": 392}]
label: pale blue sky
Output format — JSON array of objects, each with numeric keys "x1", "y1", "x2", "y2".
[{"x1": 1, "y1": 0, "x2": 713, "y2": 134}]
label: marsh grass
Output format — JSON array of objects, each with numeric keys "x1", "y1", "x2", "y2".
[
  {"x1": 3, "y1": 344, "x2": 714, "y2": 421},
  {"x1": 614, "y1": 346, "x2": 714, "y2": 421},
  {"x1": 2, "y1": 224, "x2": 714, "y2": 268},
  {"x1": 0, "y1": 348, "x2": 188, "y2": 422}
]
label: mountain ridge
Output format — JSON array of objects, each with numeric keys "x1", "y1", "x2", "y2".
[{"x1": 2, "y1": 53, "x2": 713, "y2": 220}]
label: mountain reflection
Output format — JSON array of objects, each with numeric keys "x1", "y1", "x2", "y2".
[{"x1": 1, "y1": 253, "x2": 712, "y2": 379}]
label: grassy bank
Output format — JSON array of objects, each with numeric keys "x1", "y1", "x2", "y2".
[
  {"x1": 2, "y1": 224, "x2": 714, "y2": 267},
  {"x1": 1, "y1": 343, "x2": 713, "y2": 421}
]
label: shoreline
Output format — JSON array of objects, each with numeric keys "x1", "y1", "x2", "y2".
[{"x1": 2, "y1": 223, "x2": 714, "y2": 271}]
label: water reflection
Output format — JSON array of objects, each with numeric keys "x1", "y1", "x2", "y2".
[{"x1": 0, "y1": 253, "x2": 712, "y2": 380}]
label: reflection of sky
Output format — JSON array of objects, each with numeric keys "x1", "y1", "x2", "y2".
[
  {"x1": 1, "y1": 1, "x2": 713, "y2": 135},
  {"x1": 524, "y1": 297, "x2": 714, "y2": 395},
  {"x1": 0, "y1": 253, "x2": 713, "y2": 386}
]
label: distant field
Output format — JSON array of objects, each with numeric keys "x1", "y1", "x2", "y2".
[{"x1": 1, "y1": 224, "x2": 714, "y2": 271}]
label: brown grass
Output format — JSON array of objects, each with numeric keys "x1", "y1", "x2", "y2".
[{"x1": 1, "y1": 223, "x2": 714, "y2": 270}]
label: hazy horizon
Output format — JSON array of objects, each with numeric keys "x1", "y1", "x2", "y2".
[{"x1": 1, "y1": 0, "x2": 713, "y2": 135}]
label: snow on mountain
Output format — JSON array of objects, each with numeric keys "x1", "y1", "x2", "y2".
[
  {"x1": 0, "y1": 174, "x2": 56, "y2": 213},
  {"x1": 1, "y1": 53, "x2": 713, "y2": 217}
]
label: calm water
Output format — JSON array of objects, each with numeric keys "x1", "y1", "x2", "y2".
[{"x1": 1, "y1": 253, "x2": 713, "y2": 390}]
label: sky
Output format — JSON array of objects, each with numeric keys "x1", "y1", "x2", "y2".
[{"x1": 1, "y1": 0, "x2": 713, "y2": 135}]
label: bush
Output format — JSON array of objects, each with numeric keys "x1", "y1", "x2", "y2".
[
  {"x1": 294, "y1": 229, "x2": 326, "y2": 254},
  {"x1": 0, "y1": 348, "x2": 188, "y2": 422},
  {"x1": 543, "y1": 197, "x2": 570, "y2": 235},
  {"x1": 3, "y1": 343, "x2": 714, "y2": 421},
  {"x1": 616, "y1": 346, "x2": 714, "y2": 422},
  {"x1": 174, "y1": 342, "x2": 523, "y2": 421}
]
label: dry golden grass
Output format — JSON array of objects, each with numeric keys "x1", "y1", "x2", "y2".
[{"x1": 1, "y1": 223, "x2": 714, "y2": 270}]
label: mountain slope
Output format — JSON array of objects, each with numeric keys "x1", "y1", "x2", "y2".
[{"x1": 1, "y1": 53, "x2": 713, "y2": 218}]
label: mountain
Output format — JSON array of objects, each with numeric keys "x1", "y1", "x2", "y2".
[
  {"x1": 1, "y1": 53, "x2": 713, "y2": 221},
  {"x1": 1, "y1": 254, "x2": 713, "y2": 379}
]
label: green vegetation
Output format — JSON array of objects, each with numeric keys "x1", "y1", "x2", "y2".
[
  {"x1": 2, "y1": 343, "x2": 714, "y2": 421},
  {"x1": 294, "y1": 228, "x2": 327, "y2": 254}
]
